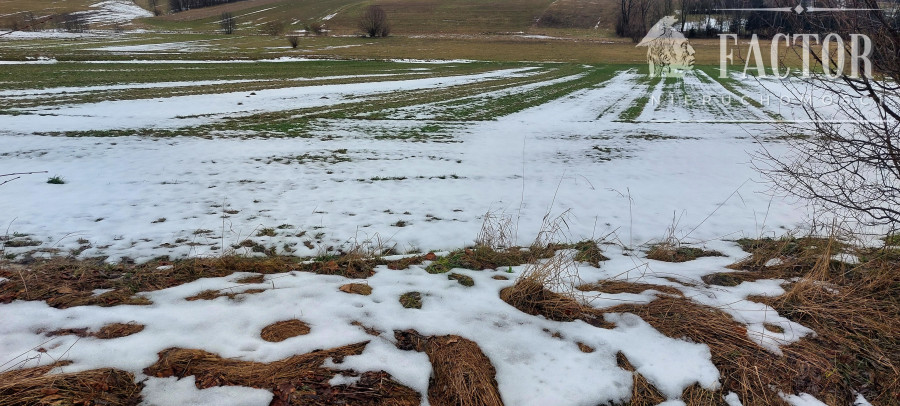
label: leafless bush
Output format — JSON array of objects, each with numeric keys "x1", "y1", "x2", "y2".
[
  {"x1": 306, "y1": 21, "x2": 325, "y2": 36},
  {"x1": 286, "y1": 35, "x2": 299, "y2": 48},
  {"x1": 219, "y1": 12, "x2": 235, "y2": 34},
  {"x1": 359, "y1": 5, "x2": 390, "y2": 37},
  {"x1": 758, "y1": 0, "x2": 900, "y2": 233}
]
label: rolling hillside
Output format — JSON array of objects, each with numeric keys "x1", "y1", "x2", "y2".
[{"x1": 1, "y1": 0, "x2": 617, "y2": 35}]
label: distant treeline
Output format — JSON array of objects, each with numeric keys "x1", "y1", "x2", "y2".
[{"x1": 167, "y1": 0, "x2": 249, "y2": 13}]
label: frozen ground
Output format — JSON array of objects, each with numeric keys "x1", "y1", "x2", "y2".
[{"x1": 0, "y1": 62, "x2": 863, "y2": 405}]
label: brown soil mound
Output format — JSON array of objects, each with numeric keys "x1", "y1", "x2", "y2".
[
  {"x1": 394, "y1": 330, "x2": 504, "y2": 406},
  {"x1": 260, "y1": 319, "x2": 311, "y2": 342},
  {"x1": 0, "y1": 363, "x2": 142, "y2": 406},
  {"x1": 144, "y1": 342, "x2": 419, "y2": 406}
]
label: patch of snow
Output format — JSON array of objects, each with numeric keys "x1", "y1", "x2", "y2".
[
  {"x1": 764, "y1": 257, "x2": 783, "y2": 267},
  {"x1": 91, "y1": 288, "x2": 115, "y2": 296},
  {"x1": 142, "y1": 376, "x2": 273, "y2": 406},
  {"x1": 780, "y1": 392, "x2": 829, "y2": 406},
  {"x1": 853, "y1": 393, "x2": 873, "y2": 406},
  {"x1": 327, "y1": 374, "x2": 361, "y2": 386},
  {"x1": 75, "y1": 0, "x2": 153, "y2": 25},
  {"x1": 725, "y1": 392, "x2": 743, "y2": 406},
  {"x1": 831, "y1": 253, "x2": 859, "y2": 265}
]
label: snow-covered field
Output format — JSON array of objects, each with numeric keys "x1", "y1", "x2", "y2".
[
  {"x1": 0, "y1": 65, "x2": 809, "y2": 263},
  {"x1": 0, "y1": 61, "x2": 869, "y2": 405}
]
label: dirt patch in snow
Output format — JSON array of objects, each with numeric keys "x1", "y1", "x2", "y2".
[
  {"x1": 143, "y1": 342, "x2": 420, "y2": 406},
  {"x1": 395, "y1": 330, "x2": 504, "y2": 406},
  {"x1": 260, "y1": 319, "x2": 311, "y2": 342}
]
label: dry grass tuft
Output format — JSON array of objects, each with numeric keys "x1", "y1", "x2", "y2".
[
  {"x1": 0, "y1": 363, "x2": 142, "y2": 406},
  {"x1": 394, "y1": 330, "x2": 504, "y2": 406},
  {"x1": 46, "y1": 322, "x2": 144, "y2": 339},
  {"x1": 475, "y1": 210, "x2": 515, "y2": 250},
  {"x1": 399, "y1": 291, "x2": 422, "y2": 309},
  {"x1": 339, "y1": 283, "x2": 372, "y2": 295},
  {"x1": 144, "y1": 342, "x2": 419, "y2": 406},
  {"x1": 93, "y1": 322, "x2": 144, "y2": 339},
  {"x1": 260, "y1": 319, "x2": 311, "y2": 342},
  {"x1": 501, "y1": 215, "x2": 615, "y2": 328},
  {"x1": 577, "y1": 281, "x2": 682, "y2": 296},
  {"x1": 646, "y1": 244, "x2": 723, "y2": 263},
  {"x1": 424, "y1": 245, "x2": 553, "y2": 274}
]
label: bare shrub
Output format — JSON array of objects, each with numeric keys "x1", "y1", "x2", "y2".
[
  {"x1": 306, "y1": 21, "x2": 325, "y2": 36},
  {"x1": 219, "y1": 12, "x2": 235, "y2": 34},
  {"x1": 359, "y1": 5, "x2": 390, "y2": 37},
  {"x1": 759, "y1": 1, "x2": 900, "y2": 233},
  {"x1": 286, "y1": 34, "x2": 299, "y2": 48}
]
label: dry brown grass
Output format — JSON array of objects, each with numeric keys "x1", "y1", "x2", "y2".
[
  {"x1": 606, "y1": 297, "x2": 794, "y2": 405},
  {"x1": 0, "y1": 254, "x2": 430, "y2": 308},
  {"x1": 260, "y1": 319, "x2": 310, "y2": 342},
  {"x1": 749, "y1": 246, "x2": 899, "y2": 404},
  {"x1": 144, "y1": 342, "x2": 419, "y2": 406},
  {"x1": 339, "y1": 283, "x2": 372, "y2": 295},
  {"x1": 646, "y1": 244, "x2": 724, "y2": 263},
  {"x1": 0, "y1": 362, "x2": 142, "y2": 406},
  {"x1": 577, "y1": 281, "x2": 682, "y2": 296},
  {"x1": 185, "y1": 288, "x2": 266, "y2": 301},
  {"x1": 45, "y1": 322, "x2": 144, "y2": 340},
  {"x1": 94, "y1": 322, "x2": 145, "y2": 339},
  {"x1": 394, "y1": 330, "x2": 504, "y2": 406}
]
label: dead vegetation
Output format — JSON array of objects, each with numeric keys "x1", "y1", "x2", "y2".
[
  {"x1": 399, "y1": 291, "x2": 422, "y2": 309},
  {"x1": 577, "y1": 280, "x2": 682, "y2": 296},
  {"x1": 0, "y1": 253, "x2": 433, "y2": 308},
  {"x1": 339, "y1": 283, "x2": 372, "y2": 295},
  {"x1": 45, "y1": 322, "x2": 145, "y2": 340},
  {"x1": 646, "y1": 243, "x2": 723, "y2": 263},
  {"x1": 185, "y1": 288, "x2": 266, "y2": 301},
  {"x1": 260, "y1": 319, "x2": 311, "y2": 342},
  {"x1": 605, "y1": 231, "x2": 900, "y2": 406},
  {"x1": 144, "y1": 342, "x2": 419, "y2": 406},
  {"x1": 394, "y1": 330, "x2": 504, "y2": 406},
  {"x1": 0, "y1": 362, "x2": 142, "y2": 406}
]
